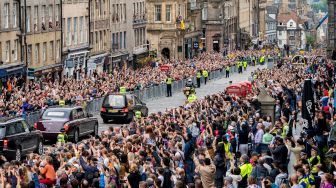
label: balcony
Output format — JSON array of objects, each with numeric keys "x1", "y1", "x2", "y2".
[{"x1": 133, "y1": 14, "x2": 147, "y2": 27}]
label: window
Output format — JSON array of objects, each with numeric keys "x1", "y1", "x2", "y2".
[
  {"x1": 278, "y1": 31, "x2": 282, "y2": 36},
  {"x1": 279, "y1": 40, "x2": 282, "y2": 45},
  {"x1": 50, "y1": 41, "x2": 54, "y2": 59},
  {"x1": 4, "y1": 3, "x2": 9, "y2": 29},
  {"x1": 80, "y1": 17, "x2": 84, "y2": 43},
  {"x1": 289, "y1": 21, "x2": 293, "y2": 27},
  {"x1": 34, "y1": 6, "x2": 38, "y2": 31},
  {"x1": 155, "y1": 5, "x2": 161, "y2": 22},
  {"x1": 26, "y1": 7, "x2": 31, "y2": 32},
  {"x1": 13, "y1": 3, "x2": 18, "y2": 28},
  {"x1": 35, "y1": 43, "x2": 39, "y2": 64},
  {"x1": 133, "y1": 3, "x2": 135, "y2": 16},
  {"x1": 120, "y1": 32, "x2": 122, "y2": 49},
  {"x1": 55, "y1": 4, "x2": 59, "y2": 23},
  {"x1": 85, "y1": 16, "x2": 89, "y2": 42},
  {"x1": 289, "y1": 30, "x2": 295, "y2": 36},
  {"x1": 48, "y1": 5, "x2": 53, "y2": 29},
  {"x1": 124, "y1": 4, "x2": 126, "y2": 22},
  {"x1": 124, "y1": 31, "x2": 126, "y2": 49},
  {"x1": 289, "y1": 39, "x2": 295, "y2": 45},
  {"x1": 74, "y1": 17, "x2": 78, "y2": 45},
  {"x1": 5, "y1": 41, "x2": 10, "y2": 62},
  {"x1": 202, "y1": 3, "x2": 207, "y2": 21},
  {"x1": 14, "y1": 40, "x2": 18, "y2": 61},
  {"x1": 42, "y1": 5, "x2": 46, "y2": 30},
  {"x1": 27, "y1": 45, "x2": 32, "y2": 64},
  {"x1": 43, "y1": 42, "x2": 47, "y2": 61},
  {"x1": 56, "y1": 40, "x2": 60, "y2": 58},
  {"x1": 116, "y1": 33, "x2": 118, "y2": 49},
  {"x1": 166, "y1": 5, "x2": 171, "y2": 22},
  {"x1": 67, "y1": 18, "x2": 71, "y2": 45},
  {"x1": 76, "y1": 108, "x2": 85, "y2": 119},
  {"x1": 120, "y1": 4, "x2": 123, "y2": 22},
  {"x1": 112, "y1": 33, "x2": 115, "y2": 50}
]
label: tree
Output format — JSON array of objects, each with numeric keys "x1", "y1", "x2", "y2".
[{"x1": 306, "y1": 35, "x2": 316, "y2": 47}]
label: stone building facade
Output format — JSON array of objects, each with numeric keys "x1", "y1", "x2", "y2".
[{"x1": 0, "y1": 0, "x2": 23, "y2": 78}]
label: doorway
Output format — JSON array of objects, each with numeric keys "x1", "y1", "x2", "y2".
[
  {"x1": 213, "y1": 40, "x2": 220, "y2": 52},
  {"x1": 161, "y1": 48, "x2": 170, "y2": 60}
]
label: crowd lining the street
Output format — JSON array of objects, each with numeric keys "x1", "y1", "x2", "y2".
[
  {"x1": 0, "y1": 49, "x2": 335, "y2": 188},
  {"x1": 0, "y1": 50, "x2": 277, "y2": 118}
]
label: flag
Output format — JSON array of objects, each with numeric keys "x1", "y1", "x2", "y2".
[
  {"x1": 180, "y1": 20, "x2": 185, "y2": 30},
  {"x1": 301, "y1": 79, "x2": 315, "y2": 130}
]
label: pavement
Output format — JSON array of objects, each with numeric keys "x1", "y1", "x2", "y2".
[{"x1": 96, "y1": 64, "x2": 266, "y2": 133}]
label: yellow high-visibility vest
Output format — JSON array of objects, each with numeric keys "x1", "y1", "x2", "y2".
[
  {"x1": 187, "y1": 94, "x2": 197, "y2": 103},
  {"x1": 57, "y1": 134, "x2": 66, "y2": 143},
  {"x1": 243, "y1": 61, "x2": 247, "y2": 68},
  {"x1": 224, "y1": 142, "x2": 232, "y2": 159},
  {"x1": 135, "y1": 111, "x2": 142, "y2": 119},
  {"x1": 226, "y1": 66, "x2": 230, "y2": 71},
  {"x1": 166, "y1": 78, "x2": 173, "y2": 84},
  {"x1": 196, "y1": 72, "x2": 202, "y2": 78},
  {"x1": 59, "y1": 100, "x2": 65, "y2": 106},
  {"x1": 202, "y1": 70, "x2": 208, "y2": 78},
  {"x1": 120, "y1": 86, "x2": 126, "y2": 94},
  {"x1": 240, "y1": 163, "x2": 253, "y2": 178}
]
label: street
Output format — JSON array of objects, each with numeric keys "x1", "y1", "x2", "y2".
[{"x1": 96, "y1": 64, "x2": 266, "y2": 133}]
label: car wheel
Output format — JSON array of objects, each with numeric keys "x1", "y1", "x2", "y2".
[
  {"x1": 103, "y1": 118, "x2": 109, "y2": 124},
  {"x1": 15, "y1": 148, "x2": 21, "y2": 161},
  {"x1": 73, "y1": 129, "x2": 79, "y2": 143},
  {"x1": 92, "y1": 124, "x2": 98, "y2": 136},
  {"x1": 36, "y1": 141, "x2": 44, "y2": 155}
]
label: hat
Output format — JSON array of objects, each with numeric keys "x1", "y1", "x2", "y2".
[
  {"x1": 60, "y1": 128, "x2": 66, "y2": 132},
  {"x1": 73, "y1": 164, "x2": 80, "y2": 172},
  {"x1": 224, "y1": 176, "x2": 233, "y2": 183}
]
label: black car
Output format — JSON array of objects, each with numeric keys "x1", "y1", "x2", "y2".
[
  {"x1": 100, "y1": 93, "x2": 148, "y2": 123},
  {"x1": 0, "y1": 117, "x2": 44, "y2": 161},
  {"x1": 36, "y1": 106, "x2": 98, "y2": 143}
]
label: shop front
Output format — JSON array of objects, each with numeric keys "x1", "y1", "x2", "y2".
[
  {"x1": 33, "y1": 63, "x2": 63, "y2": 83},
  {"x1": 133, "y1": 48, "x2": 149, "y2": 70},
  {"x1": 184, "y1": 32, "x2": 201, "y2": 59},
  {"x1": 110, "y1": 52, "x2": 129, "y2": 73},
  {"x1": 63, "y1": 47, "x2": 89, "y2": 80},
  {"x1": 87, "y1": 53, "x2": 108, "y2": 75},
  {"x1": 0, "y1": 62, "x2": 25, "y2": 81}
]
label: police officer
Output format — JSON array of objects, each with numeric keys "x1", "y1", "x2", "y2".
[
  {"x1": 225, "y1": 65, "x2": 230, "y2": 78},
  {"x1": 239, "y1": 61, "x2": 243, "y2": 74},
  {"x1": 120, "y1": 86, "x2": 126, "y2": 94},
  {"x1": 196, "y1": 70, "x2": 202, "y2": 88},
  {"x1": 187, "y1": 93, "x2": 197, "y2": 104},
  {"x1": 202, "y1": 70, "x2": 208, "y2": 85},
  {"x1": 135, "y1": 110, "x2": 142, "y2": 119},
  {"x1": 57, "y1": 128, "x2": 67, "y2": 144},
  {"x1": 166, "y1": 75, "x2": 173, "y2": 97},
  {"x1": 243, "y1": 59, "x2": 247, "y2": 71},
  {"x1": 59, "y1": 96, "x2": 65, "y2": 107},
  {"x1": 252, "y1": 56, "x2": 256, "y2": 66}
]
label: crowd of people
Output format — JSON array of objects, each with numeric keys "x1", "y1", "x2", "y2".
[
  {"x1": 0, "y1": 49, "x2": 335, "y2": 188},
  {"x1": 0, "y1": 50, "x2": 276, "y2": 118}
]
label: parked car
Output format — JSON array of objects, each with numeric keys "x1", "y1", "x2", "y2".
[
  {"x1": 0, "y1": 117, "x2": 44, "y2": 161},
  {"x1": 35, "y1": 106, "x2": 98, "y2": 143},
  {"x1": 100, "y1": 93, "x2": 148, "y2": 123}
]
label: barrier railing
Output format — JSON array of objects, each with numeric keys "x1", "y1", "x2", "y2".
[{"x1": 23, "y1": 59, "x2": 276, "y2": 125}]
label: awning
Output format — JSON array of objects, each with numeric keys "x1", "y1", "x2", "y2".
[
  {"x1": 110, "y1": 52, "x2": 129, "y2": 63},
  {"x1": 0, "y1": 62, "x2": 25, "y2": 78}
]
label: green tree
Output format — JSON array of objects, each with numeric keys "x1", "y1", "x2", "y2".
[{"x1": 306, "y1": 35, "x2": 316, "y2": 47}]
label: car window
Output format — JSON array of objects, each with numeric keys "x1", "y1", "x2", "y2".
[
  {"x1": 6, "y1": 123, "x2": 17, "y2": 136},
  {"x1": 0, "y1": 126, "x2": 5, "y2": 139},
  {"x1": 103, "y1": 95, "x2": 126, "y2": 107},
  {"x1": 72, "y1": 109, "x2": 78, "y2": 120},
  {"x1": 21, "y1": 121, "x2": 29, "y2": 132},
  {"x1": 77, "y1": 108, "x2": 85, "y2": 119},
  {"x1": 42, "y1": 109, "x2": 70, "y2": 120},
  {"x1": 15, "y1": 121, "x2": 26, "y2": 134}
]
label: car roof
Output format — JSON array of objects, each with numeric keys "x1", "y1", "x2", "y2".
[
  {"x1": 46, "y1": 106, "x2": 83, "y2": 111},
  {"x1": 105, "y1": 93, "x2": 134, "y2": 98},
  {"x1": 0, "y1": 117, "x2": 24, "y2": 125}
]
